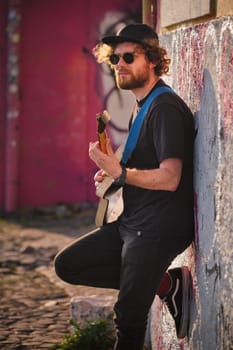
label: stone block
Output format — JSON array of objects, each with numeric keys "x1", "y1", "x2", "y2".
[
  {"x1": 160, "y1": 0, "x2": 213, "y2": 28},
  {"x1": 70, "y1": 295, "x2": 116, "y2": 326},
  {"x1": 217, "y1": 0, "x2": 233, "y2": 16}
]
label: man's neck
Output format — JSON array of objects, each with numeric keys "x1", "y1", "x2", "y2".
[{"x1": 133, "y1": 76, "x2": 160, "y2": 102}]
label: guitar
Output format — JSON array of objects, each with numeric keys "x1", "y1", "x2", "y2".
[{"x1": 95, "y1": 110, "x2": 124, "y2": 227}]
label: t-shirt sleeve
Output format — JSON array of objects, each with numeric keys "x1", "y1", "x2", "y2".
[{"x1": 152, "y1": 103, "x2": 184, "y2": 162}]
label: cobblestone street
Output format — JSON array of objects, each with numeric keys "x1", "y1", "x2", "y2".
[{"x1": 0, "y1": 207, "x2": 103, "y2": 350}]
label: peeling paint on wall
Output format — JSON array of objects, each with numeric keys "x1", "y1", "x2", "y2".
[
  {"x1": 0, "y1": 0, "x2": 8, "y2": 210},
  {"x1": 149, "y1": 16, "x2": 233, "y2": 350},
  {"x1": 4, "y1": 2, "x2": 21, "y2": 212}
]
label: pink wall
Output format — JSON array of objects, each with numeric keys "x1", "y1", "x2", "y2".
[
  {"x1": 19, "y1": 0, "x2": 95, "y2": 207},
  {"x1": 0, "y1": 0, "x2": 8, "y2": 210},
  {"x1": 1, "y1": 0, "x2": 141, "y2": 211}
]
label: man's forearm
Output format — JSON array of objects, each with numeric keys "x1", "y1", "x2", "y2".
[{"x1": 125, "y1": 158, "x2": 182, "y2": 192}]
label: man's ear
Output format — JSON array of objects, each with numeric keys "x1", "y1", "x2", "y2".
[{"x1": 149, "y1": 61, "x2": 157, "y2": 70}]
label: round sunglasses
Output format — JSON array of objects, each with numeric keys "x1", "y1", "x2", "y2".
[{"x1": 109, "y1": 52, "x2": 137, "y2": 65}]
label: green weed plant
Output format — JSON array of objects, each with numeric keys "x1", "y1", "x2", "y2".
[{"x1": 50, "y1": 316, "x2": 115, "y2": 350}]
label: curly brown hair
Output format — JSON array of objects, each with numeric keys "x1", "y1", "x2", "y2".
[
  {"x1": 143, "y1": 38, "x2": 171, "y2": 76},
  {"x1": 92, "y1": 38, "x2": 171, "y2": 77}
]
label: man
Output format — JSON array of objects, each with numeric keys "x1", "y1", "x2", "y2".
[{"x1": 55, "y1": 23, "x2": 195, "y2": 350}]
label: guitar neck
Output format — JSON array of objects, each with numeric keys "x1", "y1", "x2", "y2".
[
  {"x1": 96, "y1": 110, "x2": 111, "y2": 155},
  {"x1": 98, "y1": 131, "x2": 107, "y2": 154}
]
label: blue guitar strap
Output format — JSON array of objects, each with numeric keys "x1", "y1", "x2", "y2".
[{"x1": 121, "y1": 86, "x2": 174, "y2": 165}]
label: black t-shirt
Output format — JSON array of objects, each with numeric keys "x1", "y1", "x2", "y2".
[{"x1": 118, "y1": 79, "x2": 195, "y2": 237}]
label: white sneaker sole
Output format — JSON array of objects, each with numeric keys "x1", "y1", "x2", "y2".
[{"x1": 177, "y1": 266, "x2": 190, "y2": 338}]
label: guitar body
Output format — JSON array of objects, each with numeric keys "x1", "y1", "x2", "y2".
[
  {"x1": 95, "y1": 111, "x2": 124, "y2": 227},
  {"x1": 95, "y1": 160, "x2": 124, "y2": 227},
  {"x1": 95, "y1": 187, "x2": 123, "y2": 227}
]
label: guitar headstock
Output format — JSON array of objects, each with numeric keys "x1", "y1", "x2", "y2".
[
  {"x1": 96, "y1": 110, "x2": 111, "y2": 133},
  {"x1": 96, "y1": 110, "x2": 111, "y2": 154}
]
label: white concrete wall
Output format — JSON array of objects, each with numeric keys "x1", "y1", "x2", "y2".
[{"x1": 149, "y1": 16, "x2": 233, "y2": 350}]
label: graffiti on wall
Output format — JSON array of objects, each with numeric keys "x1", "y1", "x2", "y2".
[
  {"x1": 83, "y1": 10, "x2": 140, "y2": 147},
  {"x1": 149, "y1": 16, "x2": 233, "y2": 350}
]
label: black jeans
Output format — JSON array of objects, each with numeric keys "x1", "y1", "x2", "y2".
[{"x1": 54, "y1": 221, "x2": 192, "y2": 350}]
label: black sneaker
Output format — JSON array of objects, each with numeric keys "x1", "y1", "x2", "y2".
[{"x1": 162, "y1": 266, "x2": 190, "y2": 339}]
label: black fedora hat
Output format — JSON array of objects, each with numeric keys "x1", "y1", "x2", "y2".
[{"x1": 102, "y1": 23, "x2": 158, "y2": 46}]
